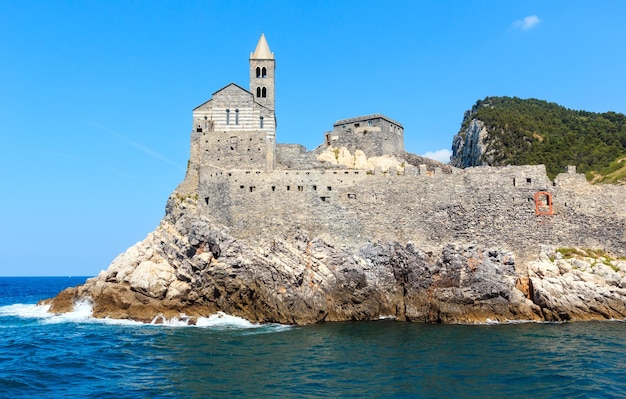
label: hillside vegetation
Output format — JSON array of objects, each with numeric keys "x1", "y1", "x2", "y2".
[{"x1": 465, "y1": 96, "x2": 626, "y2": 181}]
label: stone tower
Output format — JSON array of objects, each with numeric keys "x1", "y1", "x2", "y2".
[
  {"x1": 249, "y1": 33, "x2": 276, "y2": 171},
  {"x1": 249, "y1": 34, "x2": 275, "y2": 114},
  {"x1": 189, "y1": 34, "x2": 277, "y2": 173}
]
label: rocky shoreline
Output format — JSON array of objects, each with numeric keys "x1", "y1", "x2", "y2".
[{"x1": 43, "y1": 197, "x2": 626, "y2": 325}]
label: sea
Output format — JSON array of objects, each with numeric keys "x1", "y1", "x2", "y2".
[{"x1": 1, "y1": 277, "x2": 625, "y2": 399}]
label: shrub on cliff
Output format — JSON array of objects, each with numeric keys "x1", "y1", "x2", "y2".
[{"x1": 461, "y1": 96, "x2": 626, "y2": 179}]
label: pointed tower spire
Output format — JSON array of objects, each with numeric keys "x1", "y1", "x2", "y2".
[{"x1": 251, "y1": 33, "x2": 274, "y2": 59}]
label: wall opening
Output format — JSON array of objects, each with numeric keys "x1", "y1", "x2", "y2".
[
  {"x1": 256, "y1": 67, "x2": 261, "y2": 78},
  {"x1": 262, "y1": 67, "x2": 267, "y2": 77},
  {"x1": 297, "y1": 186, "x2": 303, "y2": 192},
  {"x1": 347, "y1": 193, "x2": 357, "y2": 199},
  {"x1": 327, "y1": 186, "x2": 332, "y2": 191},
  {"x1": 204, "y1": 197, "x2": 209, "y2": 205},
  {"x1": 320, "y1": 196, "x2": 330, "y2": 202},
  {"x1": 534, "y1": 191, "x2": 553, "y2": 216}
]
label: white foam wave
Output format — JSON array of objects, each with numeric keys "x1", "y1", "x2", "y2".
[
  {"x1": 0, "y1": 303, "x2": 290, "y2": 331},
  {"x1": 149, "y1": 311, "x2": 292, "y2": 332}
]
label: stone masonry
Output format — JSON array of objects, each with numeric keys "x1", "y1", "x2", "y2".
[{"x1": 179, "y1": 34, "x2": 626, "y2": 272}]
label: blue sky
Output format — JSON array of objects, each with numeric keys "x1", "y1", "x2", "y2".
[{"x1": 2, "y1": 1, "x2": 626, "y2": 276}]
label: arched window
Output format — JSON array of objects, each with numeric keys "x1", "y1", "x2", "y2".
[
  {"x1": 260, "y1": 116, "x2": 264, "y2": 129},
  {"x1": 256, "y1": 67, "x2": 261, "y2": 78},
  {"x1": 262, "y1": 87, "x2": 267, "y2": 98},
  {"x1": 261, "y1": 67, "x2": 267, "y2": 78},
  {"x1": 256, "y1": 87, "x2": 261, "y2": 97},
  {"x1": 235, "y1": 109, "x2": 239, "y2": 125},
  {"x1": 226, "y1": 109, "x2": 230, "y2": 125}
]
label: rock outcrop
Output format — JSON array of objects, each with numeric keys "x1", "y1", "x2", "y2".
[
  {"x1": 450, "y1": 118, "x2": 491, "y2": 168},
  {"x1": 44, "y1": 196, "x2": 626, "y2": 325}
]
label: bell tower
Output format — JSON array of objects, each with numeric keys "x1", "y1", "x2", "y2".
[{"x1": 250, "y1": 34, "x2": 275, "y2": 112}]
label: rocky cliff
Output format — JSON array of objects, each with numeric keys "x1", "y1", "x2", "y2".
[
  {"x1": 44, "y1": 190, "x2": 626, "y2": 325},
  {"x1": 450, "y1": 97, "x2": 626, "y2": 179}
]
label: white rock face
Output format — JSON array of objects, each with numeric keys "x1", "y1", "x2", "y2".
[
  {"x1": 450, "y1": 119, "x2": 491, "y2": 168},
  {"x1": 317, "y1": 146, "x2": 404, "y2": 172},
  {"x1": 528, "y1": 254, "x2": 626, "y2": 321},
  {"x1": 128, "y1": 260, "x2": 176, "y2": 299}
]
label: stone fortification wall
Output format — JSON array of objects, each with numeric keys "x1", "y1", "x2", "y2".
[{"x1": 195, "y1": 164, "x2": 626, "y2": 270}]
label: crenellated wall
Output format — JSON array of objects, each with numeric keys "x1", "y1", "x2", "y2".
[{"x1": 191, "y1": 163, "x2": 626, "y2": 271}]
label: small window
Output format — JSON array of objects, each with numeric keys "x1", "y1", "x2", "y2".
[
  {"x1": 287, "y1": 186, "x2": 290, "y2": 191},
  {"x1": 312, "y1": 185, "x2": 317, "y2": 191},
  {"x1": 204, "y1": 197, "x2": 209, "y2": 205},
  {"x1": 526, "y1": 178, "x2": 532, "y2": 184},
  {"x1": 367, "y1": 120, "x2": 373, "y2": 127},
  {"x1": 240, "y1": 185, "x2": 244, "y2": 189},
  {"x1": 256, "y1": 87, "x2": 261, "y2": 97},
  {"x1": 226, "y1": 109, "x2": 230, "y2": 125},
  {"x1": 271, "y1": 186, "x2": 276, "y2": 192},
  {"x1": 249, "y1": 186, "x2": 255, "y2": 192},
  {"x1": 256, "y1": 67, "x2": 261, "y2": 78},
  {"x1": 347, "y1": 194, "x2": 357, "y2": 199},
  {"x1": 297, "y1": 186, "x2": 303, "y2": 192},
  {"x1": 262, "y1": 67, "x2": 267, "y2": 77},
  {"x1": 235, "y1": 109, "x2": 239, "y2": 125},
  {"x1": 320, "y1": 196, "x2": 330, "y2": 202},
  {"x1": 262, "y1": 87, "x2": 267, "y2": 98},
  {"x1": 327, "y1": 186, "x2": 332, "y2": 191},
  {"x1": 260, "y1": 116, "x2": 264, "y2": 128},
  {"x1": 196, "y1": 125, "x2": 202, "y2": 132},
  {"x1": 354, "y1": 123, "x2": 360, "y2": 128}
]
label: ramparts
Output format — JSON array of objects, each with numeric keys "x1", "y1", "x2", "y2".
[{"x1": 184, "y1": 163, "x2": 626, "y2": 272}]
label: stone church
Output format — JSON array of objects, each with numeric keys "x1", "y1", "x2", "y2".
[{"x1": 188, "y1": 34, "x2": 405, "y2": 174}]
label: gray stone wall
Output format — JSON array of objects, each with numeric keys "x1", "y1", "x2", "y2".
[{"x1": 194, "y1": 164, "x2": 626, "y2": 271}]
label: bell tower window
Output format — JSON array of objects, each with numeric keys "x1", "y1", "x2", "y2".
[
  {"x1": 256, "y1": 67, "x2": 261, "y2": 78},
  {"x1": 262, "y1": 67, "x2": 267, "y2": 77},
  {"x1": 256, "y1": 87, "x2": 261, "y2": 98},
  {"x1": 262, "y1": 87, "x2": 267, "y2": 98}
]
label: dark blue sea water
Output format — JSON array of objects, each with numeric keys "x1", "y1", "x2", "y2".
[{"x1": 1, "y1": 277, "x2": 625, "y2": 398}]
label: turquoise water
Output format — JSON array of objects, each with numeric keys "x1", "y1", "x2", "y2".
[{"x1": 1, "y1": 277, "x2": 625, "y2": 398}]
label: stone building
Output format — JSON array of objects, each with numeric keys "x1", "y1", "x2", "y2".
[
  {"x1": 324, "y1": 114, "x2": 404, "y2": 157},
  {"x1": 188, "y1": 34, "x2": 405, "y2": 174},
  {"x1": 189, "y1": 34, "x2": 277, "y2": 173}
]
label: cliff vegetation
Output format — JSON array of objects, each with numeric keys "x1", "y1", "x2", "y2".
[{"x1": 456, "y1": 96, "x2": 626, "y2": 180}]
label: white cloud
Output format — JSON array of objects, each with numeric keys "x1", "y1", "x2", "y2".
[
  {"x1": 513, "y1": 15, "x2": 541, "y2": 30},
  {"x1": 422, "y1": 149, "x2": 452, "y2": 164}
]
